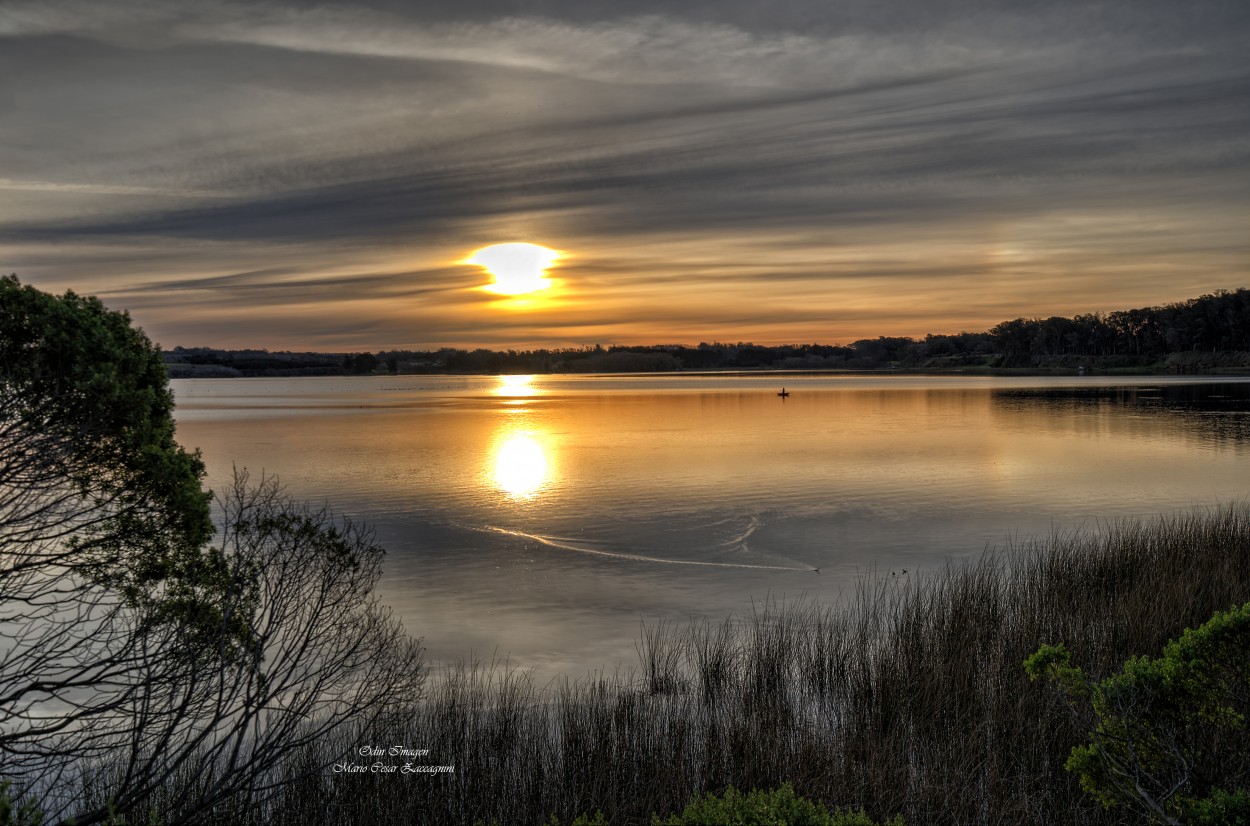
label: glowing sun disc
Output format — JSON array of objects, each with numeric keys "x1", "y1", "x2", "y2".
[{"x1": 467, "y1": 243, "x2": 559, "y2": 295}]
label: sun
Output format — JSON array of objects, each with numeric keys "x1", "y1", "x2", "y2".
[{"x1": 466, "y1": 243, "x2": 560, "y2": 296}]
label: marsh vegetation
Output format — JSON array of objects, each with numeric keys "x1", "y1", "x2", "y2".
[{"x1": 221, "y1": 505, "x2": 1250, "y2": 825}]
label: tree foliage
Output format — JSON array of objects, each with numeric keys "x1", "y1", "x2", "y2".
[
  {"x1": 1, "y1": 273, "x2": 214, "y2": 605},
  {"x1": 67, "y1": 472, "x2": 424, "y2": 826},
  {"x1": 651, "y1": 783, "x2": 902, "y2": 826},
  {"x1": 1, "y1": 276, "x2": 423, "y2": 824},
  {"x1": 1026, "y1": 602, "x2": 1250, "y2": 824},
  {"x1": 3, "y1": 274, "x2": 230, "y2": 778}
]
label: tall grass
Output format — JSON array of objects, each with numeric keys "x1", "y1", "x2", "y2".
[{"x1": 187, "y1": 505, "x2": 1250, "y2": 824}]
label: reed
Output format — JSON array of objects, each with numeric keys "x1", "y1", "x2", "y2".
[{"x1": 123, "y1": 504, "x2": 1250, "y2": 825}]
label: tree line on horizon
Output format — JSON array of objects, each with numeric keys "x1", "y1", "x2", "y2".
[{"x1": 164, "y1": 287, "x2": 1250, "y2": 377}]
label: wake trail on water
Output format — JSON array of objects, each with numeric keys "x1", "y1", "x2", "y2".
[
  {"x1": 720, "y1": 514, "x2": 761, "y2": 549},
  {"x1": 474, "y1": 525, "x2": 812, "y2": 572}
]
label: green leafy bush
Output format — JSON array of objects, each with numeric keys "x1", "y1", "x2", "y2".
[
  {"x1": 1026, "y1": 602, "x2": 1250, "y2": 824},
  {"x1": 536, "y1": 812, "x2": 608, "y2": 826},
  {"x1": 1182, "y1": 788, "x2": 1250, "y2": 825},
  {"x1": 652, "y1": 783, "x2": 901, "y2": 826},
  {"x1": 571, "y1": 813, "x2": 609, "y2": 826},
  {"x1": 0, "y1": 782, "x2": 44, "y2": 826}
]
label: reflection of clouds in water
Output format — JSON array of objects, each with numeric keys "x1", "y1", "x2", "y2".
[{"x1": 492, "y1": 432, "x2": 549, "y2": 499}]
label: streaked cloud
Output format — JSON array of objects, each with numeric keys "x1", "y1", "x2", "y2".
[{"x1": 1, "y1": 0, "x2": 1246, "y2": 348}]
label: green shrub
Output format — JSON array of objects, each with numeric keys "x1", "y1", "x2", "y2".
[
  {"x1": 652, "y1": 783, "x2": 901, "y2": 826},
  {"x1": 539, "y1": 813, "x2": 608, "y2": 826},
  {"x1": 0, "y1": 782, "x2": 44, "y2": 826},
  {"x1": 1180, "y1": 787, "x2": 1250, "y2": 825},
  {"x1": 571, "y1": 813, "x2": 609, "y2": 826},
  {"x1": 1026, "y1": 602, "x2": 1250, "y2": 824}
]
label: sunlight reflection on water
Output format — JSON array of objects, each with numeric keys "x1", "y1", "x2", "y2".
[
  {"x1": 172, "y1": 374, "x2": 1250, "y2": 680},
  {"x1": 491, "y1": 431, "x2": 551, "y2": 499}
]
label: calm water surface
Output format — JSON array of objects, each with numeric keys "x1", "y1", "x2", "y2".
[{"x1": 171, "y1": 374, "x2": 1250, "y2": 680}]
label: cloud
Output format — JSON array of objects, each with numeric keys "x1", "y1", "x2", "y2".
[
  {"x1": 1, "y1": 0, "x2": 1246, "y2": 348},
  {"x1": 0, "y1": 2, "x2": 1017, "y2": 86}
]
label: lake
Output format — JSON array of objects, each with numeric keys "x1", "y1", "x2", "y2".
[{"x1": 171, "y1": 373, "x2": 1250, "y2": 681}]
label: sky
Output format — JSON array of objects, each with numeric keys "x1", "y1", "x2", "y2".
[{"x1": 1, "y1": 0, "x2": 1247, "y2": 350}]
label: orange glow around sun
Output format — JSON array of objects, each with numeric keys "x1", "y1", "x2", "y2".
[{"x1": 466, "y1": 243, "x2": 560, "y2": 296}]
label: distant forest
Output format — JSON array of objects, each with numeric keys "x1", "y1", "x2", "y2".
[{"x1": 165, "y1": 288, "x2": 1250, "y2": 377}]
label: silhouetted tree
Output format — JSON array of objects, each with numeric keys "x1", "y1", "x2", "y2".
[{"x1": 1, "y1": 277, "x2": 423, "y2": 824}]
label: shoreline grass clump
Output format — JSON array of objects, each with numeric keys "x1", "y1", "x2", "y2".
[{"x1": 127, "y1": 504, "x2": 1250, "y2": 825}]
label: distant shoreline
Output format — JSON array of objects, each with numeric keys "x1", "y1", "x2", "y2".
[
  {"x1": 166, "y1": 362, "x2": 1250, "y2": 379},
  {"x1": 164, "y1": 287, "x2": 1250, "y2": 378}
]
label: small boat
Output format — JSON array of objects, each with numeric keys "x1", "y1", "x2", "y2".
[{"x1": 777, "y1": 388, "x2": 790, "y2": 398}]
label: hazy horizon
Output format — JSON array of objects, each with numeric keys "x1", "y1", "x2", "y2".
[{"x1": 154, "y1": 285, "x2": 1245, "y2": 354}]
